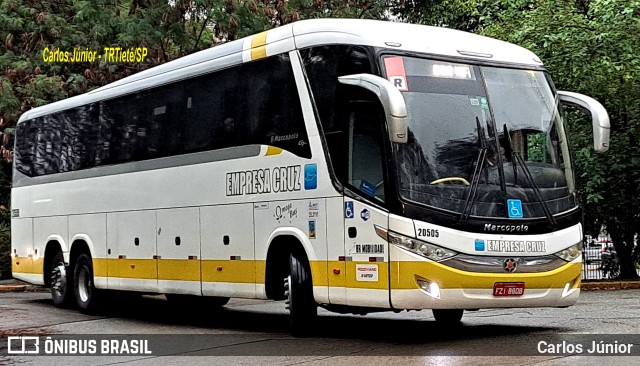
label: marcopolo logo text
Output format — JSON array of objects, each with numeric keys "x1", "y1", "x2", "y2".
[{"x1": 484, "y1": 223, "x2": 529, "y2": 232}]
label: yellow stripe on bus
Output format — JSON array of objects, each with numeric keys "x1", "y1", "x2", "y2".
[
  {"x1": 11, "y1": 257, "x2": 44, "y2": 274},
  {"x1": 202, "y1": 260, "x2": 257, "y2": 283},
  {"x1": 250, "y1": 31, "x2": 268, "y2": 60},
  {"x1": 265, "y1": 146, "x2": 283, "y2": 156},
  {"x1": 102, "y1": 258, "x2": 157, "y2": 280},
  {"x1": 14, "y1": 258, "x2": 579, "y2": 290},
  {"x1": 159, "y1": 259, "x2": 201, "y2": 281}
]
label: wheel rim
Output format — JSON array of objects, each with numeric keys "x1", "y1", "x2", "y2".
[
  {"x1": 284, "y1": 275, "x2": 292, "y2": 310},
  {"x1": 51, "y1": 262, "x2": 67, "y2": 298},
  {"x1": 78, "y1": 265, "x2": 92, "y2": 303}
]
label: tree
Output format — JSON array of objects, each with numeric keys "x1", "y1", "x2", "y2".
[{"x1": 392, "y1": 0, "x2": 484, "y2": 31}]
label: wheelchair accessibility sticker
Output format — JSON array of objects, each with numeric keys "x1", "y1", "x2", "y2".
[
  {"x1": 507, "y1": 199, "x2": 523, "y2": 218},
  {"x1": 345, "y1": 201, "x2": 354, "y2": 219}
]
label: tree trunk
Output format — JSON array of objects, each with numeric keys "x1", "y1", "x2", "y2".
[{"x1": 610, "y1": 230, "x2": 639, "y2": 279}]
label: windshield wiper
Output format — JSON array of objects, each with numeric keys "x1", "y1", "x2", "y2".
[
  {"x1": 503, "y1": 124, "x2": 518, "y2": 185},
  {"x1": 503, "y1": 124, "x2": 557, "y2": 228},
  {"x1": 460, "y1": 117, "x2": 488, "y2": 223}
]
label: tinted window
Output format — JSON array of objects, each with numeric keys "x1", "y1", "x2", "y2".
[
  {"x1": 302, "y1": 45, "x2": 382, "y2": 198},
  {"x1": 183, "y1": 66, "x2": 239, "y2": 152},
  {"x1": 302, "y1": 45, "x2": 373, "y2": 133},
  {"x1": 14, "y1": 120, "x2": 38, "y2": 176},
  {"x1": 38, "y1": 114, "x2": 63, "y2": 175},
  {"x1": 239, "y1": 54, "x2": 311, "y2": 158},
  {"x1": 14, "y1": 53, "x2": 310, "y2": 177}
]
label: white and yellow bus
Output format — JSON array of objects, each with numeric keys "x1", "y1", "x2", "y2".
[{"x1": 11, "y1": 19, "x2": 609, "y2": 333}]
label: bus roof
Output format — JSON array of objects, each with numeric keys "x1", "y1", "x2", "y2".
[{"x1": 19, "y1": 18, "x2": 543, "y2": 123}]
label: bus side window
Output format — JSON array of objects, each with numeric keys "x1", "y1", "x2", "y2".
[
  {"x1": 302, "y1": 45, "x2": 386, "y2": 202},
  {"x1": 148, "y1": 84, "x2": 184, "y2": 158},
  {"x1": 36, "y1": 114, "x2": 62, "y2": 175},
  {"x1": 238, "y1": 54, "x2": 311, "y2": 158},
  {"x1": 346, "y1": 102, "x2": 386, "y2": 202},
  {"x1": 15, "y1": 119, "x2": 38, "y2": 177},
  {"x1": 96, "y1": 101, "x2": 114, "y2": 166},
  {"x1": 74, "y1": 104, "x2": 99, "y2": 170},
  {"x1": 182, "y1": 66, "x2": 240, "y2": 152}
]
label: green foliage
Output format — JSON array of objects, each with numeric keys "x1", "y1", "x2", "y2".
[
  {"x1": 0, "y1": 159, "x2": 10, "y2": 279},
  {"x1": 392, "y1": 0, "x2": 486, "y2": 31},
  {"x1": 526, "y1": 133, "x2": 548, "y2": 163}
]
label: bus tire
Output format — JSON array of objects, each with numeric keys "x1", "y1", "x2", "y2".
[
  {"x1": 73, "y1": 253, "x2": 101, "y2": 313},
  {"x1": 432, "y1": 309, "x2": 463, "y2": 324},
  {"x1": 50, "y1": 251, "x2": 73, "y2": 307},
  {"x1": 203, "y1": 296, "x2": 230, "y2": 307},
  {"x1": 285, "y1": 251, "x2": 317, "y2": 336}
]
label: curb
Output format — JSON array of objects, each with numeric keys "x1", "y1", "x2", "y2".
[
  {"x1": 0, "y1": 285, "x2": 28, "y2": 293},
  {"x1": 581, "y1": 281, "x2": 640, "y2": 291}
]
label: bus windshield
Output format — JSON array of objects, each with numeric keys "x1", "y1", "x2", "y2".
[{"x1": 386, "y1": 56, "x2": 576, "y2": 219}]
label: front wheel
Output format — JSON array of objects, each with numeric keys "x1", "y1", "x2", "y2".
[
  {"x1": 432, "y1": 309, "x2": 463, "y2": 325},
  {"x1": 285, "y1": 252, "x2": 317, "y2": 336},
  {"x1": 50, "y1": 251, "x2": 73, "y2": 307},
  {"x1": 73, "y1": 253, "x2": 101, "y2": 313}
]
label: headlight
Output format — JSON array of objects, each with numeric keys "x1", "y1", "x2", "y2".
[
  {"x1": 554, "y1": 241, "x2": 583, "y2": 262},
  {"x1": 388, "y1": 231, "x2": 457, "y2": 261}
]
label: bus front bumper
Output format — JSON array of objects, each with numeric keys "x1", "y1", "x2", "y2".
[{"x1": 390, "y1": 254, "x2": 581, "y2": 310}]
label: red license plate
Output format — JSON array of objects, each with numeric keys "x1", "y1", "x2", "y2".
[{"x1": 493, "y1": 282, "x2": 525, "y2": 297}]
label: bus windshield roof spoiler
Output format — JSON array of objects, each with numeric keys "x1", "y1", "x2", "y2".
[{"x1": 338, "y1": 74, "x2": 408, "y2": 143}]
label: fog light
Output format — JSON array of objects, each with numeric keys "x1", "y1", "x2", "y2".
[{"x1": 417, "y1": 279, "x2": 441, "y2": 299}]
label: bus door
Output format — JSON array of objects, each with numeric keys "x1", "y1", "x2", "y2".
[
  {"x1": 343, "y1": 198, "x2": 390, "y2": 308},
  {"x1": 342, "y1": 103, "x2": 390, "y2": 308}
]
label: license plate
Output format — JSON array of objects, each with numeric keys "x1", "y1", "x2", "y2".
[{"x1": 493, "y1": 282, "x2": 525, "y2": 297}]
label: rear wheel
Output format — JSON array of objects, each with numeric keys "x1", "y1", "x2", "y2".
[
  {"x1": 285, "y1": 251, "x2": 317, "y2": 336},
  {"x1": 432, "y1": 309, "x2": 463, "y2": 324},
  {"x1": 73, "y1": 253, "x2": 101, "y2": 313},
  {"x1": 50, "y1": 251, "x2": 73, "y2": 307}
]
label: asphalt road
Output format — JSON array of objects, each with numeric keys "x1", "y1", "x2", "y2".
[{"x1": 1, "y1": 289, "x2": 640, "y2": 365}]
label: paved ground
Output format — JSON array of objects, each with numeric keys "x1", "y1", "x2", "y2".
[{"x1": 1, "y1": 288, "x2": 639, "y2": 365}]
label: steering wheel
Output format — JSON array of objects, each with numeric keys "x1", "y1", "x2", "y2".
[{"x1": 430, "y1": 177, "x2": 471, "y2": 186}]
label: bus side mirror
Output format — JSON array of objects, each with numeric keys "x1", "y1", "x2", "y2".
[
  {"x1": 558, "y1": 91, "x2": 610, "y2": 153},
  {"x1": 338, "y1": 74, "x2": 408, "y2": 143}
]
